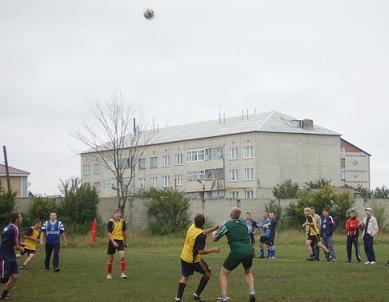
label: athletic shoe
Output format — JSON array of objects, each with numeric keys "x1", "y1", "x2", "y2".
[
  {"x1": 0, "y1": 293, "x2": 10, "y2": 300},
  {"x1": 364, "y1": 261, "x2": 371, "y2": 264},
  {"x1": 54, "y1": 268, "x2": 60, "y2": 273},
  {"x1": 385, "y1": 261, "x2": 389, "y2": 267},
  {"x1": 106, "y1": 274, "x2": 113, "y2": 279},
  {"x1": 249, "y1": 294, "x2": 256, "y2": 302},
  {"x1": 332, "y1": 258, "x2": 337, "y2": 262},
  {"x1": 120, "y1": 273, "x2": 128, "y2": 279},
  {"x1": 193, "y1": 293, "x2": 206, "y2": 302},
  {"x1": 217, "y1": 297, "x2": 230, "y2": 301},
  {"x1": 174, "y1": 298, "x2": 182, "y2": 302},
  {"x1": 370, "y1": 261, "x2": 376, "y2": 265},
  {"x1": 20, "y1": 264, "x2": 26, "y2": 269}
]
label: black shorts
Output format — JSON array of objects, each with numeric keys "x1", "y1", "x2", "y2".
[
  {"x1": 259, "y1": 236, "x2": 268, "y2": 243},
  {"x1": 260, "y1": 235, "x2": 275, "y2": 245},
  {"x1": 0, "y1": 259, "x2": 18, "y2": 284},
  {"x1": 22, "y1": 248, "x2": 36, "y2": 256},
  {"x1": 107, "y1": 240, "x2": 125, "y2": 255},
  {"x1": 308, "y1": 235, "x2": 320, "y2": 244},
  {"x1": 180, "y1": 259, "x2": 211, "y2": 277}
]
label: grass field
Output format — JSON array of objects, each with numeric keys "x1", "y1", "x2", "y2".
[{"x1": 10, "y1": 231, "x2": 389, "y2": 302}]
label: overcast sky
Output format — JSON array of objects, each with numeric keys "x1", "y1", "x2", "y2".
[{"x1": 1, "y1": 0, "x2": 388, "y2": 195}]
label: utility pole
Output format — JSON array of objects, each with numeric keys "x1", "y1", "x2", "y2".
[{"x1": 2, "y1": 145, "x2": 12, "y2": 193}]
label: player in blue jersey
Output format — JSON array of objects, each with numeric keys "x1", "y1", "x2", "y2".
[
  {"x1": 41, "y1": 212, "x2": 68, "y2": 272},
  {"x1": 0, "y1": 213, "x2": 24, "y2": 300},
  {"x1": 258, "y1": 211, "x2": 270, "y2": 258},
  {"x1": 266, "y1": 212, "x2": 277, "y2": 259}
]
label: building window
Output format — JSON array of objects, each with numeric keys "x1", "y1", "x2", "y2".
[
  {"x1": 186, "y1": 192, "x2": 201, "y2": 199},
  {"x1": 138, "y1": 178, "x2": 145, "y2": 190},
  {"x1": 186, "y1": 149, "x2": 205, "y2": 162},
  {"x1": 162, "y1": 155, "x2": 171, "y2": 167},
  {"x1": 245, "y1": 190, "x2": 254, "y2": 200},
  {"x1": 163, "y1": 176, "x2": 171, "y2": 187},
  {"x1": 205, "y1": 147, "x2": 224, "y2": 160},
  {"x1": 187, "y1": 170, "x2": 205, "y2": 182},
  {"x1": 82, "y1": 164, "x2": 90, "y2": 176},
  {"x1": 341, "y1": 158, "x2": 346, "y2": 182},
  {"x1": 93, "y1": 182, "x2": 101, "y2": 192},
  {"x1": 175, "y1": 154, "x2": 183, "y2": 165},
  {"x1": 150, "y1": 157, "x2": 158, "y2": 169},
  {"x1": 175, "y1": 175, "x2": 183, "y2": 186},
  {"x1": 243, "y1": 146, "x2": 254, "y2": 159},
  {"x1": 229, "y1": 169, "x2": 239, "y2": 182},
  {"x1": 139, "y1": 158, "x2": 146, "y2": 170},
  {"x1": 244, "y1": 168, "x2": 254, "y2": 181},
  {"x1": 150, "y1": 177, "x2": 158, "y2": 188},
  {"x1": 229, "y1": 147, "x2": 239, "y2": 160},
  {"x1": 93, "y1": 163, "x2": 102, "y2": 175},
  {"x1": 103, "y1": 179, "x2": 115, "y2": 190},
  {"x1": 230, "y1": 191, "x2": 239, "y2": 199}
]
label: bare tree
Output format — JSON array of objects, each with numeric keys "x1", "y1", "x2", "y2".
[{"x1": 73, "y1": 94, "x2": 153, "y2": 226}]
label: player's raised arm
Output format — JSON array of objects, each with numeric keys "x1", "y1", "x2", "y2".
[
  {"x1": 213, "y1": 223, "x2": 228, "y2": 242},
  {"x1": 203, "y1": 224, "x2": 219, "y2": 235}
]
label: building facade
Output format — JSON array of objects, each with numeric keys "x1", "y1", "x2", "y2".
[
  {"x1": 81, "y1": 111, "x2": 348, "y2": 199},
  {"x1": 0, "y1": 164, "x2": 30, "y2": 198},
  {"x1": 340, "y1": 139, "x2": 371, "y2": 190}
]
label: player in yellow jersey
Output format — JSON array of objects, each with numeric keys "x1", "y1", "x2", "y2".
[
  {"x1": 20, "y1": 219, "x2": 42, "y2": 269},
  {"x1": 175, "y1": 214, "x2": 220, "y2": 302},
  {"x1": 302, "y1": 208, "x2": 332, "y2": 261},
  {"x1": 106, "y1": 208, "x2": 128, "y2": 279}
]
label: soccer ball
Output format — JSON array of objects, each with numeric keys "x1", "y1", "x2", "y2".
[{"x1": 144, "y1": 9, "x2": 154, "y2": 20}]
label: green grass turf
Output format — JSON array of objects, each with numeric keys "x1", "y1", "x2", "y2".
[{"x1": 10, "y1": 231, "x2": 389, "y2": 302}]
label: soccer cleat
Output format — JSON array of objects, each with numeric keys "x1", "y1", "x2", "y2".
[
  {"x1": 370, "y1": 261, "x2": 376, "y2": 265},
  {"x1": 120, "y1": 272, "x2": 128, "y2": 279},
  {"x1": 364, "y1": 261, "x2": 371, "y2": 265},
  {"x1": 217, "y1": 297, "x2": 230, "y2": 301},
  {"x1": 193, "y1": 293, "x2": 206, "y2": 302},
  {"x1": 249, "y1": 294, "x2": 256, "y2": 302},
  {"x1": 20, "y1": 264, "x2": 26, "y2": 269},
  {"x1": 174, "y1": 298, "x2": 182, "y2": 302},
  {"x1": 54, "y1": 268, "x2": 61, "y2": 273},
  {"x1": 106, "y1": 274, "x2": 113, "y2": 279}
]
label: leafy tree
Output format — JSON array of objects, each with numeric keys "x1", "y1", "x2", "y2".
[
  {"x1": 146, "y1": 189, "x2": 190, "y2": 235},
  {"x1": 0, "y1": 187, "x2": 16, "y2": 228},
  {"x1": 26, "y1": 196, "x2": 58, "y2": 225},
  {"x1": 371, "y1": 186, "x2": 389, "y2": 199},
  {"x1": 59, "y1": 177, "x2": 100, "y2": 233},
  {"x1": 272, "y1": 179, "x2": 300, "y2": 199},
  {"x1": 305, "y1": 179, "x2": 331, "y2": 190}
]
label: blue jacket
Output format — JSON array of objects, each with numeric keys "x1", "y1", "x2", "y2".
[{"x1": 321, "y1": 215, "x2": 335, "y2": 237}]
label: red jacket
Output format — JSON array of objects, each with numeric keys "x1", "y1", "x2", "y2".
[{"x1": 345, "y1": 217, "x2": 360, "y2": 237}]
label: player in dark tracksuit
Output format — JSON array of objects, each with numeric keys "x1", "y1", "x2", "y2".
[{"x1": 345, "y1": 210, "x2": 361, "y2": 263}]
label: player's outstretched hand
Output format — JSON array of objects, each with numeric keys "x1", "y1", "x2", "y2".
[
  {"x1": 113, "y1": 241, "x2": 119, "y2": 248},
  {"x1": 212, "y1": 247, "x2": 220, "y2": 253},
  {"x1": 125, "y1": 242, "x2": 129, "y2": 248}
]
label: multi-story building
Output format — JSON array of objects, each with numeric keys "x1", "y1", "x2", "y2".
[
  {"x1": 81, "y1": 111, "x2": 358, "y2": 199},
  {"x1": 340, "y1": 138, "x2": 371, "y2": 190},
  {"x1": 0, "y1": 164, "x2": 30, "y2": 198}
]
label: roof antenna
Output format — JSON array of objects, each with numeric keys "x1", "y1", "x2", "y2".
[
  {"x1": 218, "y1": 105, "x2": 221, "y2": 124},
  {"x1": 242, "y1": 110, "x2": 244, "y2": 120},
  {"x1": 246, "y1": 109, "x2": 249, "y2": 120},
  {"x1": 223, "y1": 112, "x2": 226, "y2": 123}
]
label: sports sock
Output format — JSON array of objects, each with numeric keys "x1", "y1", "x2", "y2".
[
  {"x1": 120, "y1": 260, "x2": 126, "y2": 273},
  {"x1": 248, "y1": 288, "x2": 256, "y2": 295},
  {"x1": 221, "y1": 293, "x2": 228, "y2": 301},
  {"x1": 195, "y1": 276, "x2": 209, "y2": 296},
  {"x1": 107, "y1": 262, "x2": 113, "y2": 274},
  {"x1": 177, "y1": 282, "x2": 186, "y2": 299}
]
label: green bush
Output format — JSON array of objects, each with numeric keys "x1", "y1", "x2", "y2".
[
  {"x1": 25, "y1": 196, "x2": 59, "y2": 226},
  {"x1": 286, "y1": 185, "x2": 355, "y2": 229},
  {"x1": 146, "y1": 189, "x2": 190, "y2": 235},
  {"x1": 0, "y1": 187, "x2": 16, "y2": 228},
  {"x1": 59, "y1": 180, "x2": 100, "y2": 234},
  {"x1": 272, "y1": 179, "x2": 300, "y2": 199}
]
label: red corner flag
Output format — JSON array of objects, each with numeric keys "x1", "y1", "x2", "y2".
[{"x1": 91, "y1": 218, "x2": 97, "y2": 245}]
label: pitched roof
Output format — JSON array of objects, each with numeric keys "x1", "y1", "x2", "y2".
[
  {"x1": 81, "y1": 111, "x2": 341, "y2": 154},
  {"x1": 341, "y1": 138, "x2": 371, "y2": 156},
  {"x1": 147, "y1": 111, "x2": 340, "y2": 145},
  {"x1": 0, "y1": 164, "x2": 30, "y2": 176}
]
